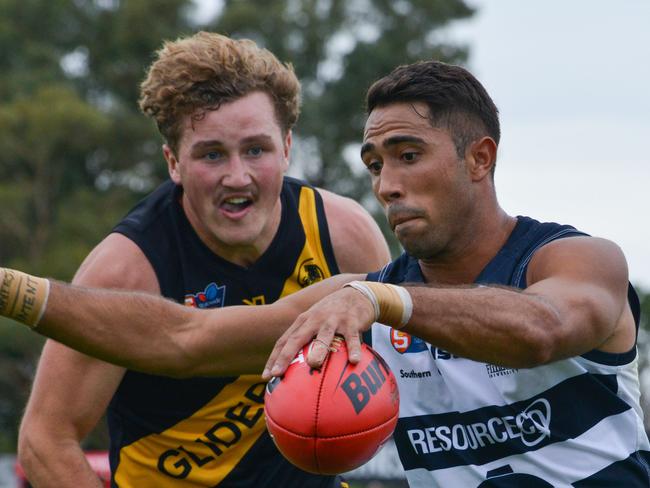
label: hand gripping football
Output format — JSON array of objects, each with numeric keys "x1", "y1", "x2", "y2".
[{"x1": 264, "y1": 338, "x2": 399, "y2": 474}]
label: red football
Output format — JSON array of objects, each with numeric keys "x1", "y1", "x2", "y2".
[{"x1": 264, "y1": 338, "x2": 399, "y2": 474}]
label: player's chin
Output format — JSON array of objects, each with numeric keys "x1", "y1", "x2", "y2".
[
  {"x1": 400, "y1": 233, "x2": 440, "y2": 260},
  {"x1": 208, "y1": 217, "x2": 263, "y2": 244}
]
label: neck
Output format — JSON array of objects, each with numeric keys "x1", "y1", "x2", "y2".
[{"x1": 418, "y1": 207, "x2": 517, "y2": 285}]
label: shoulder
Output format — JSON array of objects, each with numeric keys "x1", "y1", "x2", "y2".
[
  {"x1": 514, "y1": 216, "x2": 586, "y2": 258},
  {"x1": 525, "y1": 235, "x2": 636, "y2": 357},
  {"x1": 527, "y1": 235, "x2": 628, "y2": 287},
  {"x1": 318, "y1": 188, "x2": 390, "y2": 273},
  {"x1": 74, "y1": 232, "x2": 160, "y2": 294},
  {"x1": 114, "y1": 180, "x2": 178, "y2": 234}
]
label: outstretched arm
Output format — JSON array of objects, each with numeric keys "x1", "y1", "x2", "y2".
[
  {"x1": 0, "y1": 267, "x2": 360, "y2": 376},
  {"x1": 264, "y1": 236, "x2": 635, "y2": 376}
]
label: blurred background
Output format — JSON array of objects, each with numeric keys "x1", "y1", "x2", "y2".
[{"x1": 0, "y1": 0, "x2": 648, "y2": 486}]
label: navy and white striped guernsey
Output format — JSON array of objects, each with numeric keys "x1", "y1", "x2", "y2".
[{"x1": 366, "y1": 216, "x2": 650, "y2": 487}]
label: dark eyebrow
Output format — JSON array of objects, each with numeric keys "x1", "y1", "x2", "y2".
[
  {"x1": 191, "y1": 134, "x2": 274, "y2": 152},
  {"x1": 360, "y1": 142, "x2": 375, "y2": 159},
  {"x1": 191, "y1": 139, "x2": 224, "y2": 151},
  {"x1": 360, "y1": 135, "x2": 426, "y2": 159},
  {"x1": 383, "y1": 135, "x2": 426, "y2": 146},
  {"x1": 241, "y1": 134, "x2": 274, "y2": 145}
]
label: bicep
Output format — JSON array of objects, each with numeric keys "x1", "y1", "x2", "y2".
[
  {"x1": 23, "y1": 233, "x2": 158, "y2": 434},
  {"x1": 524, "y1": 236, "x2": 631, "y2": 355},
  {"x1": 22, "y1": 341, "x2": 125, "y2": 438},
  {"x1": 74, "y1": 233, "x2": 160, "y2": 293}
]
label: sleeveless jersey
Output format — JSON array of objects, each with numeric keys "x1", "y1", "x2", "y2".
[
  {"x1": 366, "y1": 216, "x2": 650, "y2": 487},
  {"x1": 109, "y1": 177, "x2": 340, "y2": 488}
]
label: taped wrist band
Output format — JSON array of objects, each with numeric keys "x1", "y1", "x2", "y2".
[
  {"x1": 344, "y1": 281, "x2": 413, "y2": 329},
  {"x1": 0, "y1": 268, "x2": 50, "y2": 329}
]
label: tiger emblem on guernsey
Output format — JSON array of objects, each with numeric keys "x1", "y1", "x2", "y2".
[{"x1": 298, "y1": 258, "x2": 324, "y2": 287}]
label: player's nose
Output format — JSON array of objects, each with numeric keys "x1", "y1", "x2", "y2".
[
  {"x1": 375, "y1": 164, "x2": 404, "y2": 203},
  {"x1": 222, "y1": 156, "x2": 253, "y2": 187}
]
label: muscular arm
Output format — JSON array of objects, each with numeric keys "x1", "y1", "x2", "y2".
[
  {"x1": 18, "y1": 234, "x2": 158, "y2": 488},
  {"x1": 14, "y1": 267, "x2": 362, "y2": 377},
  {"x1": 403, "y1": 237, "x2": 633, "y2": 367},
  {"x1": 0, "y1": 192, "x2": 383, "y2": 380},
  {"x1": 265, "y1": 236, "x2": 635, "y2": 374}
]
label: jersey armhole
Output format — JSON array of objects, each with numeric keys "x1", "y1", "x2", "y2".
[
  {"x1": 312, "y1": 188, "x2": 340, "y2": 276},
  {"x1": 581, "y1": 283, "x2": 640, "y2": 366}
]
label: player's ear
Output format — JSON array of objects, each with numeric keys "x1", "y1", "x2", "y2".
[
  {"x1": 163, "y1": 144, "x2": 182, "y2": 184},
  {"x1": 466, "y1": 136, "x2": 497, "y2": 181},
  {"x1": 282, "y1": 130, "x2": 292, "y2": 172}
]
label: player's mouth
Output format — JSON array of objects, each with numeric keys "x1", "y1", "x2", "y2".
[
  {"x1": 219, "y1": 196, "x2": 254, "y2": 218},
  {"x1": 389, "y1": 213, "x2": 423, "y2": 232},
  {"x1": 387, "y1": 205, "x2": 425, "y2": 231}
]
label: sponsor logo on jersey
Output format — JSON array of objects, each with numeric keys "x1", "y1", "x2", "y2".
[
  {"x1": 431, "y1": 347, "x2": 460, "y2": 360},
  {"x1": 156, "y1": 382, "x2": 266, "y2": 480},
  {"x1": 406, "y1": 398, "x2": 551, "y2": 454},
  {"x1": 400, "y1": 369, "x2": 432, "y2": 379},
  {"x1": 298, "y1": 258, "x2": 324, "y2": 287},
  {"x1": 486, "y1": 364, "x2": 518, "y2": 378},
  {"x1": 184, "y1": 282, "x2": 226, "y2": 308},
  {"x1": 390, "y1": 329, "x2": 428, "y2": 354}
]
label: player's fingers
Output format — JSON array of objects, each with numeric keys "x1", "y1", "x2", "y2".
[
  {"x1": 306, "y1": 336, "x2": 331, "y2": 368},
  {"x1": 263, "y1": 317, "x2": 301, "y2": 379},
  {"x1": 345, "y1": 331, "x2": 363, "y2": 364},
  {"x1": 267, "y1": 315, "x2": 320, "y2": 377},
  {"x1": 263, "y1": 336, "x2": 286, "y2": 379},
  {"x1": 302, "y1": 315, "x2": 337, "y2": 368},
  {"x1": 266, "y1": 341, "x2": 297, "y2": 378}
]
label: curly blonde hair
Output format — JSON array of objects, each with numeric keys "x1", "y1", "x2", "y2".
[{"x1": 139, "y1": 32, "x2": 301, "y2": 153}]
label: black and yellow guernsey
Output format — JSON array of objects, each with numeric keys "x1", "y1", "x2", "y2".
[{"x1": 110, "y1": 177, "x2": 340, "y2": 487}]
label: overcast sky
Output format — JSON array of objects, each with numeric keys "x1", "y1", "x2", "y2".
[{"x1": 447, "y1": 0, "x2": 649, "y2": 289}]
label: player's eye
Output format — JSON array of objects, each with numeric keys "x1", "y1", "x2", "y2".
[
  {"x1": 402, "y1": 151, "x2": 419, "y2": 162},
  {"x1": 366, "y1": 161, "x2": 383, "y2": 176},
  {"x1": 205, "y1": 150, "x2": 223, "y2": 161},
  {"x1": 247, "y1": 146, "x2": 264, "y2": 157}
]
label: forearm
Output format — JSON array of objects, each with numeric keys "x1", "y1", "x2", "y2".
[
  {"x1": 403, "y1": 285, "x2": 561, "y2": 367},
  {"x1": 0, "y1": 267, "x2": 197, "y2": 375},
  {"x1": 19, "y1": 431, "x2": 103, "y2": 488},
  {"x1": 39, "y1": 280, "x2": 199, "y2": 375},
  {"x1": 265, "y1": 282, "x2": 559, "y2": 375},
  {"x1": 1, "y1": 267, "x2": 361, "y2": 376},
  {"x1": 266, "y1": 241, "x2": 630, "y2": 374},
  {"x1": 44, "y1": 274, "x2": 361, "y2": 376}
]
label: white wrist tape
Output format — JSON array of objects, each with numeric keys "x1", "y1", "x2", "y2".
[
  {"x1": 344, "y1": 280, "x2": 413, "y2": 329},
  {"x1": 0, "y1": 268, "x2": 50, "y2": 329}
]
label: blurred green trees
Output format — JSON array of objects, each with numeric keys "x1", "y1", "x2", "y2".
[{"x1": 0, "y1": 0, "x2": 477, "y2": 452}]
